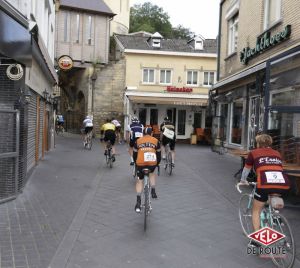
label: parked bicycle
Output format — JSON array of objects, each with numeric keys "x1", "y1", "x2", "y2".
[
  {"x1": 164, "y1": 143, "x2": 173, "y2": 175},
  {"x1": 105, "y1": 140, "x2": 113, "y2": 168},
  {"x1": 84, "y1": 130, "x2": 93, "y2": 150},
  {"x1": 237, "y1": 182, "x2": 295, "y2": 268}
]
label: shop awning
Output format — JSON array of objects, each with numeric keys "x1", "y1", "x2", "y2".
[{"x1": 127, "y1": 95, "x2": 208, "y2": 106}]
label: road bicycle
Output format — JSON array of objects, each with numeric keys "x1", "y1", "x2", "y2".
[
  {"x1": 141, "y1": 168, "x2": 152, "y2": 231},
  {"x1": 105, "y1": 141, "x2": 114, "y2": 168},
  {"x1": 164, "y1": 143, "x2": 173, "y2": 175},
  {"x1": 84, "y1": 131, "x2": 93, "y2": 150},
  {"x1": 56, "y1": 124, "x2": 64, "y2": 135},
  {"x1": 237, "y1": 182, "x2": 295, "y2": 268}
]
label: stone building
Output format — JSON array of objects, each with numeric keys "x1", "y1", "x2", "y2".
[
  {"x1": 0, "y1": 0, "x2": 57, "y2": 201},
  {"x1": 211, "y1": 0, "x2": 300, "y2": 164},
  {"x1": 55, "y1": 0, "x2": 129, "y2": 134},
  {"x1": 114, "y1": 32, "x2": 217, "y2": 141}
]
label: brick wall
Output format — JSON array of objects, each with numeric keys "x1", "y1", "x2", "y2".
[{"x1": 219, "y1": 0, "x2": 300, "y2": 80}]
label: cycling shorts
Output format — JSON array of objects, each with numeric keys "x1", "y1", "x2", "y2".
[
  {"x1": 57, "y1": 122, "x2": 64, "y2": 126},
  {"x1": 136, "y1": 165, "x2": 156, "y2": 180},
  {"x1": 104, "y1": 130, "x2": 116, "y2": 145},
  {"x1": 129, "y1": 137, "x2": 138, "y2": 148},
  {"x1": 254, "y1": 188, "x2": 289, "y2": 202},
  {"x1": 115, "y1": 126, "x2": 121, "y2": 133},
  {"x1": 85, "y1": 126, "x2": 93, "y2": 134},
  {"x1": 162, "y1": 135, "x2": 176, "y2": 150}
]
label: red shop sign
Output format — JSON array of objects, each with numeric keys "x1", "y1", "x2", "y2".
[{"x1": 166, "y1": 86, "x2": 193, "y2": 93}]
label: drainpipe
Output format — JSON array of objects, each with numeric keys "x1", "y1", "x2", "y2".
[
  {"x1": 217, "y1": 0, "x2": 225, "y2": 81},
  {"x1": 91, "y1": 70, "x2": 97, "y2": 117}
]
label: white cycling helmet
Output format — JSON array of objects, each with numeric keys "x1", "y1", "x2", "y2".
[{"x1": 131, "y1": 116, "x2": 139, "y2": 123}]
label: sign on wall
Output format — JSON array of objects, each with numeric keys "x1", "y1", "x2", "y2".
[
  {"x1": 58, "y1": 55, "x2": 73, "y2": 70},
  {"x1": 240, "y1": 25, "x2": 291, "y2": 65}
]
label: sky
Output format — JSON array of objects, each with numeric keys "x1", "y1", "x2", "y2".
[{"x1": 130, "y1": 0, "x2": 220, "y2": 39}]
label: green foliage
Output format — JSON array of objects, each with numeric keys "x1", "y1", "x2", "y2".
[{"x1": 130, "y1": 2, "x2": 192, "y2": 39}]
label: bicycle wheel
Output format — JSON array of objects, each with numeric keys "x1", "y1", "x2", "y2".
[
  {"x1": 270, "y1": 214, "x2": 295, "y2": 268},
  {"x1": 144, "y1": 184, "x2": 149, "y2": 231},
  {"x1": 87, "y1": 136, "x2": 92, "y2": 150},
  {"x1": 238, "y1": 194, "x2": 253, "y2": 236},
  {"x1": 109, "y1": 150, "x2": 113, "y2": 168},
  {"x1": 167, "y1": 151, "x2": 172, "y2": 175}
]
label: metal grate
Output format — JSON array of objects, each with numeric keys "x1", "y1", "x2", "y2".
[{"x1": 0, "y1": 110, "x2": 19, "y2": 202}]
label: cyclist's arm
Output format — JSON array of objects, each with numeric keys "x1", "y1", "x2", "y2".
[{"x1": 240, "y1": 167, "x2": 251, "y2": 182}]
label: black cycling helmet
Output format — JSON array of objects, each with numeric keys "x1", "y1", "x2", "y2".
[
  {"x1": 144, "y1": 127, "x2": 152, "y2": 135},
  {"x1": 164, "y1": 116, "x2": 169, "y2": 121}
]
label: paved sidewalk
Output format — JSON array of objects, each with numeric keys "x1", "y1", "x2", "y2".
[{"x1": 1, "y1": 134, "x2": 299, "y2": 268}]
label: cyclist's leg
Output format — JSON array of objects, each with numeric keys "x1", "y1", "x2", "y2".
[
  {"x1": 135, "y1": 167, "x2": 144, "y2": 212},
  {"x1": 149, "y1": 167, "x2": 157, "y2": 198},
  {"x1": 161, "y1": 136, "x2": 167, "y2": 159},
  {"x1": 110, "y1": 132, "x2": 116, "y2": 155},
  {"x1": 128, "y1": 139, "x2": 135, "y2": 165},
  {"x1": 170, "y1": 137, "x2": 176, "y2": 165},
  {"x1": 252, "y1": 189, "x2": 267, "y2": 231}
]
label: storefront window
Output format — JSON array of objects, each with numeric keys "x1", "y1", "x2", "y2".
[
  {"x1": 230, "y1": 99, "x2": 243, "y2": 144},
  {"x1": 268, "y1": 112, "x2": 300, "y2": 164},
  {"x1": 271, "y1": 89, "x2": 297, "y2": 106}
]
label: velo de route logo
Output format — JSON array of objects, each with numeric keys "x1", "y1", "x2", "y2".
[{"x1": 247, "y1": 227, "x2": 286, "y2": 257}]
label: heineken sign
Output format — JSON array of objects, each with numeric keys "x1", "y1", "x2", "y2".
[{"x1": 240, "y1": 25, "x2": 291, "y2": 64}]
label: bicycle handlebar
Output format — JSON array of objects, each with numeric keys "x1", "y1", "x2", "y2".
[{"x1": 236, "y1": 181, "x2": 256, "y2": 193}]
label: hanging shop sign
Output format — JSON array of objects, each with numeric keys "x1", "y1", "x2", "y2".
[
  {"x1": 6, "y1": 64, "x2": 24, "y2": 80},
  {"x1": 166, "y1": 86, "x2": 193, "y2": 92},
  {"x1": 240, "y1": 25, "x2": 291, "y2": 65},
  {"x1": 58, "y1": 55, "x2": 73, "y2": 70}
]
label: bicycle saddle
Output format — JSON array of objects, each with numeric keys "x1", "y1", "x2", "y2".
[{"x1": 142, "y1": 168, "x2": 150, "y2": 175}]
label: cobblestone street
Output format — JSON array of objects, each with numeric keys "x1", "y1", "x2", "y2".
[{"x1": 1, "y1": 134, "x2": 299, "y2": 268}]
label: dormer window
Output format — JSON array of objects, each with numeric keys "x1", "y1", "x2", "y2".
[
  {"x1": 188, "y1": 35, "x2": 205, "y2": 50},
  {"x1": 195, "y1": 40, "x2": 203, "y2": 50},
  {"x1": 148, "y1": 32, "x2": 163, "y2": 48},
  {"x1": 152, "y1": 39, "x2": 161, "y2": 48}
]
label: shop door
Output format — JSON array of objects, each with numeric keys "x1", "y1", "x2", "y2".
[
  {"x1": 193, "y1": 112, "x2": 202, "y2": 128},
  {"x1": 139, "y1": 108, "x2": 147, "y2": 126},
  {"x1": 248, "y1": 96, "x2": 264, "y2": 149},
  {"x1": 177, "y1": 110, "x2": 186, "y2": 136},
  {"x1": 150, "y1": 109, "x2": 158, "y2": 125}
]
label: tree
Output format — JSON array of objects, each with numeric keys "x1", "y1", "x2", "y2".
[
  {"x1": 172, "y1": 25, "x2": 195, "y2": 40},
  {"x1": 130, "y1": 2, "x2": 192, "y2": 39}
]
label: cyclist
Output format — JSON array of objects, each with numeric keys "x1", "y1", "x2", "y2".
[
  {"x1": 127, "y1": 116, "x2": 144, "y2": 166},
  {"x1": 239, "y1": 134, "x2": 290, "y2": 244},
  {"x1": 112, "y1": 119, "x2": 122, "y2": 144},
  {"x1": 56, "y1": 114, "x2": 64, "y2": 131},
  {"x1": 133, "y1": 127, "x2": 161, "y2": 213},
  {"x1": 82, "y1": 115, "x2": 93, "y2": 146},
  {"x1": 100, "y1": 119, "x2": 116, "y2": 162},
  {"x1": 160, "y1": 116, "x2": 176, "y2": 167}
]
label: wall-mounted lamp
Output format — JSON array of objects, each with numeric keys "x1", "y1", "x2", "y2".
[
  {"x1": 19, "y1": 87, "x2": 32, "y2": 105},
  {"x1": 43, "y1": 89, "x2": 49, "y2": 100}
]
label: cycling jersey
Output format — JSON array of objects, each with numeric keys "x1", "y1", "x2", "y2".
[
  {"x1": 112, "y1": 119, "x2": 121, "y2": 127},
  {"x1": 128, "y1": 122, "x2": 144, "y2": 140},
  {"x1": 133, "y1": 135, "x2": 161, "y2": 167},
  {"x1": 160, "y1": 121, "x2": 175, "y2": 140},
  {"x1": 245, "y1": 148, "x2": 290, "y2": 190},
  {"x1": 57, "y1": 115, "x2": 64, "y2": 123},
  {"x1": 101, "y1": 123, "x2": 116, "y2": 132}
]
